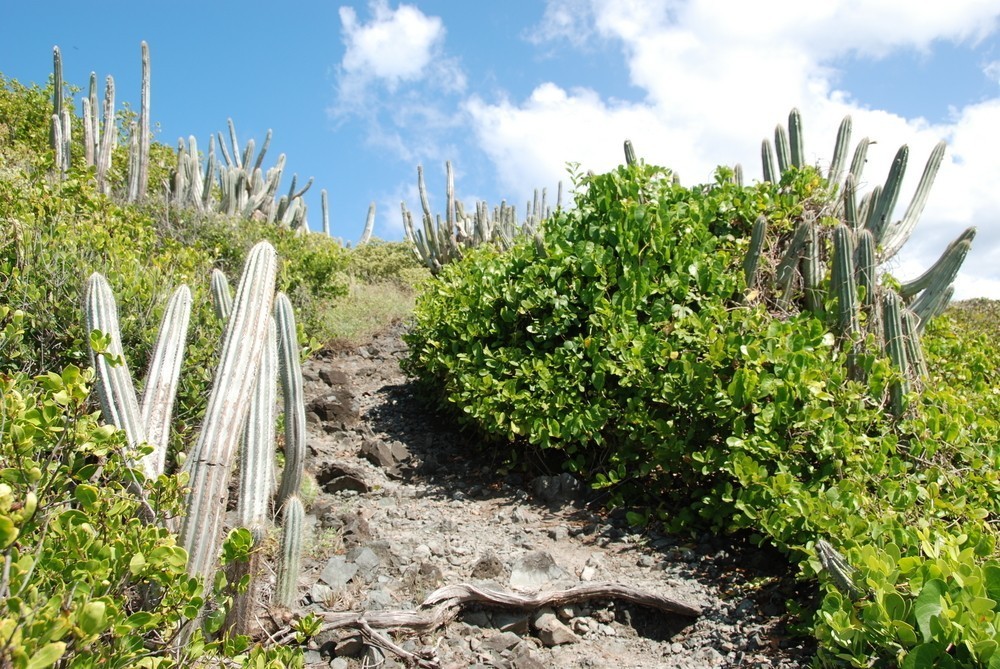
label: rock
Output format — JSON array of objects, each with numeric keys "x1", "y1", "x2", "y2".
[
  {"x1": 511, "y1": 647, "x2": 548, "y2": 669},
  {"x1": 462, "y1": 610, "x2": 491, "y2": 628},
  {"x1": 334, "y1": 636, "x2": 364, "y2": 657},
  {"x1": 302, "y1": 650, "x2": 323, "y2": 665},
  {"x1": 360, "y1": 437, "x2": 410, "y2": 475},
  {"x1": 481, "y1": 631, "x2": 522, "y2": 652},
  {"x1": 510, "y1": 551, "x2": 568, "y2": 590},
  {"x1": 532, "y1": 608, "x2": 581, "y2": 646},
  {"x1": 310, "y1": 583, "x2": 335, "y2": 605},
  {"x1": 319, "y1": 556, "x2": 358, "y2": 588},
  {"x1": 307, "y1": 390, "x2": 360, "y2": 429},
  {"x1": 329, "y1": 659, "x2": 350, "y2": 669},
  {"x1": 548, "y1": 525, "x2": 570, "y2": 541},
  {"x1": 492, "y1": 611, "x2": 530, "y2": 634},
  {"x1": 347, "y1": 546, "x2": 381, "y2": 579},
  {"x1": 470, "y1": 552, "x2": 505, "y2": 580},
  {"x1": 530, "y1": 473, "x2": 582, "y2": 504}
]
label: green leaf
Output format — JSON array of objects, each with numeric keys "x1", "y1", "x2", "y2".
[
  {"x1": 901, "y1": 642, "x2": 947, "y2": 669},
  {"x1": 79, "y1": 600, "x2": 107, "y2": 636},
  {"x1": 26, "y1": 642, "x2": 66, "y2": 669},
  {"x1": 74, "y1": 484, "x2": 99, "y2": 509},
  {"x1": 915, "y1": 579, "x2": 946, "y2": 642}
]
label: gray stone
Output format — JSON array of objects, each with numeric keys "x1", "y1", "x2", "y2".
[
  {"x1": 329, "y1": 658, "x2": 350, "y2": 669},
  {"x1": 347, "y1": 546, "x2": 381, "y2": 576},
  {"x1": 492, "y1": 611, "x2": 530, "y2": 634},
  {"x1": 462, "y1": 610, "x2": 491, "y2": 628},
  {"x1": 481, "y1": 631, "x2": 522, "y2": 652},
  {"x1": 510, "y1": 551, "x2": 568, "y2": 590},
  {"x1": 532, "y1": 608, "x2": 581, "y2": 646},
  {"x1": 310, "y1": 583, "x2": 335, "y2": 605},
  {"x1": 530, "y1": 473, "x2": 582, "y2": 504},
  {"x1": 319, "y1": 556, "x2": 358, "y2": 588},
  {"x1": 548, "y1": 525, "x2": 570, "y2": 541},
  {"x1": 335, "y1": 636, "x2": 364, "y2": 657}
]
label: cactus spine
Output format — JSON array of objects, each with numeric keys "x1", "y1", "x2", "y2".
[
  {"x1": 276, "y1": 495, "x2": 304, "y2": 608},
  {"x1": 180, "y1": 241, "x2": 277, "y2": 583},
  {"x1": 275, "y1": 292, "x2": 306, "y2": 510}
]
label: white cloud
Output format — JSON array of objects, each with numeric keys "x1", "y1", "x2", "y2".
[
  {"x1": 340, "y1": 1, "x2": 447, "y2": 88},
  {"x1": 985, "y1": 59, "x2": 1000, "y2": 84},
  {"x1": 464, "y1": 0, "x2": 1000, "y2": 297}
]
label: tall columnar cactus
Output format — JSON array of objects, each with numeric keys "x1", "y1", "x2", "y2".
[
  {"x1": 210, "y1": 268, "x2": 234, "y2": 321},
  {"x1": 276, "y1": 495, "x2": 304, "y2": 608},
  {"x1": 321, "y1": 189, "x2": 330, "y2": 237},
  {"x1": 358, "y1": 202, "x2": 376, "y2": 245},
  {"x1": 139, "y1": 285, "x2": 192, "y2": 478},
  {"x1": 180, "y1": 241, "x2": 277, "y2": 583},
  {"x1": 126, "y1": 41, "x2": 151, "y2": 203},
  {"x1": 275, "y1": 292, "x2": 306, "y2": 510},
  {"x1": 882, "y1": 291, "x2": 910, "y2": 418},
  {"x1": 402, "y1": 161, "x2": 553, "y2": 273},
  {"x1": 237, "y1": 318, "x2": 278, "y2": 529},
  {"x1": 788, "y1": 108, "x2": 804, "y2": 169},
  {"x1": 827, "y1": 116, "x2": 852, "y2": 188},
  {"x1": 743, "y1": 216, "x2": 767, "y2": 289},
  {"x1": 50, "y1": 47, "x2": 63, "y2": 153},
  {"x1": 624, "y1": 139, "x2": 638, "y2": 167},
  {"x1": 85, "y1": 273, "x2": 150, "y2": 478}
]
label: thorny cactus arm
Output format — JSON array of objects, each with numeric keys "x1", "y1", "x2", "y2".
[
  {"x1": 237, "y1": 318, "x2": 278, "y2": 529},
  {"x1": 275, "y1": 292, "x2": 306, "y2": 511},
  {"x1": 85, "y1": 272, "x2": 150, "y2": 479},
  {"x1": 827, "y1": 116, "x2": 852, "y2": 188},
  {"x1": 880, "y1": 141, "x2": 947, "y2": 261},
  {"x1": 359, "y1": 202, "x2": 375, "y2": 245},
  {"x1": 140, "y1": 284, "x2": 192, "y2": 478},
  {"x1": 180, "y1": 241, "x2": 277, "y2": 583},
  {"x1": 276, "y1": 495, "x2": 304, "y2": 608}
]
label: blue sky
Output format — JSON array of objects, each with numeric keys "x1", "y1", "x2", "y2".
[{"x1": 2, "y1": 1, "x2": 1000, "y2": 297}]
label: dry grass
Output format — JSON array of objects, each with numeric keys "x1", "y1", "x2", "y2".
[{"x1": 319, "y1": 278, "x2": 424, "y2": 348}]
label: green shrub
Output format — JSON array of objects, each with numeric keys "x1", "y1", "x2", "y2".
[{"x1": 405, "y1": 163, "x2": 1000, "y2": 667}]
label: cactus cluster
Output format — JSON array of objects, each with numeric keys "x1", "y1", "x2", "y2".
[
  {"x1": 83, "y1": 240, "x2": 311, "y2": 634},
  {"x1": 169, "y1": 118, "x2": 314, "y2": 231},
  {"x1": 402, "y1": 161, "x2": 556, "y2": 272},
  {"x1": 748, "y1": 109, "x2": 974, "y2": 415},
  {"x1": 49, "y1": 43, "x2": 149, "y2": 202}
]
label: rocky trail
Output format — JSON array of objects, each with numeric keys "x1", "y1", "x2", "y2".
[{"x1": 285, "y1": 323, "x2": 817, "y2": 668}]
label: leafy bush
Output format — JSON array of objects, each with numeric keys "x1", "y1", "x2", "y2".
[{"x1": 405, "y1": 163, "x2": 1000, "y2": 666}]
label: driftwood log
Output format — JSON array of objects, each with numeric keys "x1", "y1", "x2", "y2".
[{"x1": 270, "y1": 581, "x2": 701, "y2": 667}]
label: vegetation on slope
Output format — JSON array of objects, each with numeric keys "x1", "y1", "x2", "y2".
[
  {"x1": 405, "y1": 159, "x2": 1000, "y2": 667},
  {"x1": 0, "y1": 70, "x2": 422, "y2": 667}
]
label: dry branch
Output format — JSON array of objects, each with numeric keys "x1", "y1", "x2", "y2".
[{"x1": 271, "y1": 580, "x2": 701, "y2": 664}]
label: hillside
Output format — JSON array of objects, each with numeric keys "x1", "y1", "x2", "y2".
[{"x1": 3, "y1": 55, "x2": 1000, "y2": 669}]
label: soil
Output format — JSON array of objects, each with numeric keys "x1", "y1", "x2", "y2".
[{"x1": 289, "y1": 322, "x2": 818, "y2": 668}]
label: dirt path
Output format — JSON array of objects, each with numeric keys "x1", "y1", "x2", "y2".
[{"x1": 292, "y1": 323, "x2": 815, "y2": 668}]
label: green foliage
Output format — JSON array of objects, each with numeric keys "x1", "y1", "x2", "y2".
[
  {"x1": 405, "y1": 163, "x2": 1000, "y2": 666},
  {"x1": 346, "y1": 238, "x2": 424, "y2": 284}
]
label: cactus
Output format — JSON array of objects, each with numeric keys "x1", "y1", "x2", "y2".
[
  {"x1": 127, "y1": 42, "x2": 151, "y2": 203},
  {"x1": 775, "y1": 123, "x2": 791, "y2": 175},
  {"x1": 85, "y1": 273, "x2": 151, "y2": 479},
  {"x1": 237, "y1": 318, "x2": 278, "y2": 528},
  {"x1": 801, "y1": 221, "x2": 824, "y2": 315},
  {"x1": 761, "y1": 140, "x2": 777, "y2": 183},
  {"x1": 842, "y1": 174, "x2": 859, "y2": 232},
  {"x1": 321, "y1": 189, "x2": 330, "y2": 236},
  {"x1": 743, "y1": 216, "x2": 767, "y2": 288},
  {"x1": 848, "y1": 137, "x2": 871, "y2": 186},
  {"x1": 275, "y1": 292, "x2": 306, "y2": 510},
  {"x1": 901, "y1": 308, "x2": 928, "y2": 379},
  {"x1": 827, "y1": 116, "x2": 852, "y2": 188},
  {"x1": 95, "y1": 76, "x2": 115, "y2": 194},
  {"x1": 223, "y1": 526, "x2": 265, "y2": 635},
  {"x1": 880, "y1": 141, "x2": 947, "y2": 261},
  {"x1": 816, "y1": 540, "x2": 864, "y2": 600},
  {"x1": 788, "y1": 108, "x2": 804, "y2": 169},
  {"x1": 139, "y1": 285, "x2": 192, "y2": 478},
  {"x1": 624, "y1": 139, "x2": 637, "y2": 167},
  {"x1": 899, "y1": 227, "x2": 976, "y2": 300},
  {"x1": 276, "y1": 495, "x2": 304, "y2": 608},
  {"x1": 180, "y1": 241, "x2": 277, "y2": 583},
  {"x1": 774, "y1": 218, "x2": 812, "y2": 304},
  {"x1": 210, "y1": 268, "x2": 234, "y2": 321},
  {"x1": 50, "y1": 47, "x2": 63, "y2": 152},
  {"x1": 882, "y1": 291, "x2": 909, "y2": 417},
  {"x1": 865, "y1": 145, "x2": 908, "y2": 245},
  {"x1": 359, "y1": 202, "x2": 375, "y2": 245}
]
